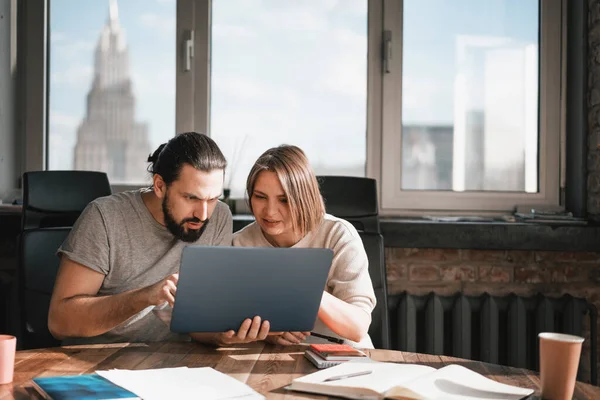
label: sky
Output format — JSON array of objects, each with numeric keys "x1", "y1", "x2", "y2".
[{"x1": 48, "y1": 0, "x2": 538, "y2": 194}]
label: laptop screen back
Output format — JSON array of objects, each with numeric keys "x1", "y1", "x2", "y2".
[{"x1": 170, "y1": 246, "x2": 333, "y2": 333}]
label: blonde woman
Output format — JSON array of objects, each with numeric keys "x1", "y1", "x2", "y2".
[{"x1": 233, "y1": 145, "x2": 376, "y2": 348}]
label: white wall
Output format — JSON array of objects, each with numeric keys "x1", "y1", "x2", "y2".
[{"x1": 0, "y1": 0, "x2": 18, "y2": 202}]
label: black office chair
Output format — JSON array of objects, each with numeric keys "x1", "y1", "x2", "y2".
[
  {"x1": 358, "y1": 231, "x2": 391, "y2": 349},
  {"x1": 317, "y1": 176, "x2": 380, "y2": 233},
  {"x1": 317, "y1": 176, "x2": 390, "y2": 349},
  {"x1": 22, "y1": 171, "x2": 111, "y2": 230},
  {"x1": 19, "y1": 228, "x2": 71, "y2": 349},
  {"x1": 18, "y1": 171, "x2": 112, "y2": 349}
]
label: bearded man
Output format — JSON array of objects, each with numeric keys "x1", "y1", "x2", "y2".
[{"x1": 48, "y1": 132, "x2": 269, "y2": 346}]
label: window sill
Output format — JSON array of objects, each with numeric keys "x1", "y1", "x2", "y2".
[
  {"x1": 233, "y1": 215, "x2": 600, "y2": 252},
  {"x1": 380, "y1": 217, "x2": 600, "y2": 252}
]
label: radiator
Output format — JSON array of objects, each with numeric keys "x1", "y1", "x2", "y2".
[{"x1": 388, "y1": 292, "x2": 598, "y2": 385}]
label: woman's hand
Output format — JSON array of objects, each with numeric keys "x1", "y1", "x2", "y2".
[
  {"x1": 190, "y1": 316, "x2": 271, "y2": 346},
  {"x1": 265, "y1": 331, "x2": 310, "y2": 346},
  {"x1": 215, "y1": 316, "x2": 271, "y2": 346}
]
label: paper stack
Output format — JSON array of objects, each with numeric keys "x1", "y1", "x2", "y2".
[{"x1": 96, "y1": 367, "x2": 264, "y2": 400}]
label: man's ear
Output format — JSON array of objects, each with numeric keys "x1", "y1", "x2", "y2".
[{"x1": 153, "y1": 174, "x2": 167, "y2": 199}]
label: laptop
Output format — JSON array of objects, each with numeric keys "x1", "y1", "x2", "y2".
[{"x1": 170, "y1": 246, "x2": 334, "y2": 333}]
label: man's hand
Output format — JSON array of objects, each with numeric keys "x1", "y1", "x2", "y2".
[
  {"x1": 213, "y1": 316, "x2": 271, "y2": 346},
  {"x1": 144, "y1": 274, "x2": 178, "y2": 307},
  {"x1": 265, "y1": 331, "x2": 310, "y2": 346}
]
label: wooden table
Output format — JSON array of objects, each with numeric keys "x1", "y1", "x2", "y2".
[{"x1": 1, "y1": 341, "x2": 599, "y2": 399}]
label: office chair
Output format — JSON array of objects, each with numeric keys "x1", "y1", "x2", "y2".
[
  {"x1": 19, "y1": 227, "x2": 70, "y2": 349},
  {"x1": 316, "y1": 176, "x2": 380, "y2": 233},
  {"x1": 18, "y1": 170, "x2": 111, "y2": 348},
  {"x1": 22, "y1": 170, "x2": 111, "y2": 230},
  {"x1": 317, "y1": 176, "x2": 390, "y2": 349},
  {"x1": 358, "y1": 231, "x2": 391, "y2": 349}
]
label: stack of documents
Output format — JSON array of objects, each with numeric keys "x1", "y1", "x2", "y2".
[{"x1": 96, "y1": 367, "x2": 264, "y2": 400}]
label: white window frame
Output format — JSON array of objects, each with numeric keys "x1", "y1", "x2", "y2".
[
  {"x1": 373, "y1": 0, "x2": 563, "y2": 214},
  {"x1": 22, "y1": 0, "x2": 563, "y2": 215}
]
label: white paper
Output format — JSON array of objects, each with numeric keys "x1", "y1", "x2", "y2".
[
  {"x1": 97, "y1": 367, "x2": 265, "y2": 400},
  {"x1": 293, "y1": 361, "x2": 436, "y2": 394},
  {"x1": 397, "y1": 364, "x2": 534, "y2": 400}
]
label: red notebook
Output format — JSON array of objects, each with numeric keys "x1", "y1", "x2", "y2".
[{"x1": 309, "y1": 344, "x2": 367, "y2": 360}]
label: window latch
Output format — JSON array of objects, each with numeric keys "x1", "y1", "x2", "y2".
[
  {"x1": 184, "y1": 30, "x2": 194, "y2": 72},
  {"x1": 383, "y1": 30, "x2": 392, "y2": 74}
]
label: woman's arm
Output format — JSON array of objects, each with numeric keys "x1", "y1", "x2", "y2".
[
  {"x1": 318, "y1": 221, "x2": 377, "y2": 343},
  {"x1": 317, "y1": 291, "x2": 371, "y2": 343}
]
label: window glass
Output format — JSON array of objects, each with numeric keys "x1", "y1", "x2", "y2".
[
  {"x1": 48, "y1": 0, "x2": 175, "y2": 184},
  {"x1": 401, "y1": 0, "x2": 539, "y2": 193},
  {"x1": 211, "y1": 0, "x2": 368, "y2": 198}
]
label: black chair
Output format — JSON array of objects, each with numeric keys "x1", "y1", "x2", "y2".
[
  {"x1": 18, "y1": 171, "x2": 111, "y2": 349},
  {"x1": 317, "y1": 176, "x2": 380, "y2": 233},
  {"x1": 19, "y1": 228, "x2": 71, "y2": 349},
  {"x1": 317, "y1": 176, "x2": 390, "y2": 349},
  {"x1": 358, "y1": 231, "x2": 391, "y2": 349},
  {"x1": 22, "y1": 171, "x2": 111, "y2": 229}
]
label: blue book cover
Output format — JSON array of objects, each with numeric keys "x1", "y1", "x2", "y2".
[{"x1": 32, "y1": 374, "x2": 140, "y2": 400}]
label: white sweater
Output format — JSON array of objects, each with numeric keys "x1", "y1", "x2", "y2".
[{"x1": 233, "y1": 214, "x2": 376, "y2": 348}]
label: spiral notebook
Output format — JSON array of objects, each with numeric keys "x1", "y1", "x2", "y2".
[{"x1": 305, "y1": 349, "x2": 345, "y2": 368}]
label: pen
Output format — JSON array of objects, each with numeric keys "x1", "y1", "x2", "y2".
[
  {"x1": 310, "y1": 332, "x2": 345, "y2": 344},
  {"x1": 323, "y1": 370, "x2": 372, "y2": 382}
]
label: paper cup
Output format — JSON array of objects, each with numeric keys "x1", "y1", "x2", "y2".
[
  {"x1": 539, "y1": 332, "x2": 584, "y2": 400},
  {"x1": 0, "y1": 335, "x2": 16, "y2": 385}
]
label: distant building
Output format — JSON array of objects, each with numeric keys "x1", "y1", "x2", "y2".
[
  {"x1": 402, "y1": 124, "x2": 453, "y2": 190},
  {"x1": 73, "y1": 0, "x2": 150, "y2": 184}
]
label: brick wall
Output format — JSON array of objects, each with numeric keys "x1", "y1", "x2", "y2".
[{"x1": 384, "y1": 248, "x2": 600, "y2": 383}]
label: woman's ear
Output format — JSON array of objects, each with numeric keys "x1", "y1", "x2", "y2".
[{"x1": 153, "y1": 174, "x2": 167, "y2": 199}]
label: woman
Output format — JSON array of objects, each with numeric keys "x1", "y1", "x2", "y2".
[{"x1": 234, "y1": 145, "x2": 376, "y2": 348}]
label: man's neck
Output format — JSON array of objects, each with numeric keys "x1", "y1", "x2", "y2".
[{"x1": 141, "y1": 190, "x2": 166, "y2": 227}]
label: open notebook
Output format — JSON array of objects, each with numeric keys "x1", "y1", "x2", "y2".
[{"x1": 289, "y1": 361, "x2": 534, "y2": 400}]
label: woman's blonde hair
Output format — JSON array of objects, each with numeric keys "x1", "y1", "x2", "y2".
[{"x1": 246, "y1": 145, "x2": 325, "y2": 236}]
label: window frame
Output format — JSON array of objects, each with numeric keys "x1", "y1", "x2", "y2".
[
  {"x1": 21, "y1": 0, "x2": 203, "y2": 192},
  {"x1": 375, "y1": 0, "x2": 563, "y2": 215},
  {"x1": 20, "y1": 0, "x2": 564, "y2": 215}
]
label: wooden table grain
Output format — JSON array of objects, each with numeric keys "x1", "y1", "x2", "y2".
[{"x1": 1, "y1": 341, "x2": 599, "y2": 399}]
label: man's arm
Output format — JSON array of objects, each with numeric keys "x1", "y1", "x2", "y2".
[{"x1": 48, "y1": 257, "x2": 177, "y2": 340}]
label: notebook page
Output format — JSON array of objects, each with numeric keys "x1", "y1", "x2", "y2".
[
  {"x1": 293, "y1": 361, "x2": 436, "y2": 394},
  {"x1": 97, "y1": 367, "x2": 264, "y2": 400},
  {"x1": 387, "y1": 364, "x2": 534, "y2": 400}
]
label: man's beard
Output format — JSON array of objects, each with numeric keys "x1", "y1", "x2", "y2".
[{"x1": 162, "y1": 192, "x2": 208, "y2": 242}]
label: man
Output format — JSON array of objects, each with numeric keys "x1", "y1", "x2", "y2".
[{"x1": 48, "y1": 132, "x2": 270, "y2": 346}]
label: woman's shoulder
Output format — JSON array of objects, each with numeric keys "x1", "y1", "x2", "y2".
[
  {"x1": 232, "y1": 221, "x2": 262, "y2": 246},
  {"x1": 317, "y1": 214, "x2": 361, "y2": 242}
]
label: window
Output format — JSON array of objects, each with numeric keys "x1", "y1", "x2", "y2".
[
  {"x1": 48, "y1": 0, "x2": 176, "y2": 185},
  {"x1": 378, "y1": 0, "x2": 562, "y2": 212},
  {"x1": 23, "y1": 0, "x2": 564, "y2": 214},
  {"x1": 210, "y1": 0, "x2": 368, "y2": 198}
]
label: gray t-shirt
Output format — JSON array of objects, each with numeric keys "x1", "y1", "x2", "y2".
[{"x1": 57, "y1": 189, "x2": 233, "y2": 345}]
